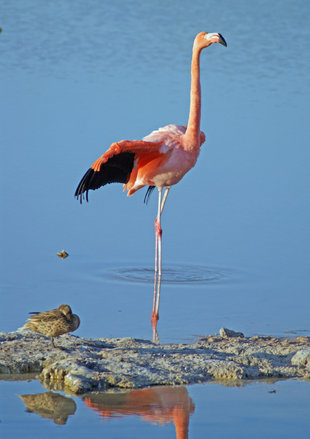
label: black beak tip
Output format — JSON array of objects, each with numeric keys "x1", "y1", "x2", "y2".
[{"x1": 218, "y1": 33, "x2": 227, "y2": 47}]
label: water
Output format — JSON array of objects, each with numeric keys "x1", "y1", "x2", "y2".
[
  {"x1": 1, "y1": 378, "x2": 310, "y2": 438},
  {"x1": 104, "y1": 264, "x2": 228, "y2": 284},
  {"x1": 0, "y1": 0, "x2": 310, "y2": 436}
]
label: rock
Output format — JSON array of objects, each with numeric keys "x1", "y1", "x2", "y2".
[
  {"x1": 219, "y1": 328, "x2": 245, "y2": 338},
  {"x1": 291, "y1": 348, "x2": 310, "y2": 369},
  {"x1": 1, "y1": 330, "x2": 310, "y2": 394}
]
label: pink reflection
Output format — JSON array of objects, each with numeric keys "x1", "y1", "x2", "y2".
[{"x1": 84, "y1": 386, "x2": 195, "y2": 439}]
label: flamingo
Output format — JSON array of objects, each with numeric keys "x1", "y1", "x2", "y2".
[{"x1": 75, "y1": 32, "x2": 227, "y2": 334}]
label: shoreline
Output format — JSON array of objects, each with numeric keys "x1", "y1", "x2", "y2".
[{"x1": 1, "y1": 329, "x2": 310, "y2": 394}]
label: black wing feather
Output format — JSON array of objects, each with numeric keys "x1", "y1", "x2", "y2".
[
  {"x1": 144, "y1": 186, "x2": 155, "y2": 204},
  {"x1": 75, "y1": 152, "x2": 135, "y2": 203}
]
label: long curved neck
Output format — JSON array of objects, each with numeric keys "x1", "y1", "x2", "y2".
[{"x1": 184, "y1": 44, "x2": 202, "y2": 148}]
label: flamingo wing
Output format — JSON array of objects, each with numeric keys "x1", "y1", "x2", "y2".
[{"x1": 75, "y1": 140, "x2": 163, "y2": 203}]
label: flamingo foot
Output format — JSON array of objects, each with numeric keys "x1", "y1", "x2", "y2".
[{"x1": 154, "y1": 218, "x2": 162, "y2": 237}]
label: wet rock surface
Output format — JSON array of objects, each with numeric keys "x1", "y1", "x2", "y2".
[{"x1": 1, "y1": 329, "x2": 310, "y2": 394}]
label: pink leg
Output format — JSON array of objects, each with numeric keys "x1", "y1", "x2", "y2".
[
  {"x1": 151, "y1": 188, "x2": 162, "y2": 332},
  {"x1": 151, "y1": 187, "x2": 170, "y2": 340}
]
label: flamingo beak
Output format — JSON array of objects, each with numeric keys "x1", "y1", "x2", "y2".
[
  {"x1": 218, "y1": 33, "x2": 227, "y2": 47},
  {"x1": 204, "y1": 32, "x2": 227, "y2": 47}
]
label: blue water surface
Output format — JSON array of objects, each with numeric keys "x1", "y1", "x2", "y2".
[
  {"x1": 1, "y1": 378, "x2": 310, "y2": 439},
  {"x1": 0, "y1": 0, "x2": 310, "y2": 437}
]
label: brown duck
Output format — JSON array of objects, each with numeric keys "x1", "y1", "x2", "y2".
[{"x1": 24, "y1": 304, "x2": 80, "y2": 348}]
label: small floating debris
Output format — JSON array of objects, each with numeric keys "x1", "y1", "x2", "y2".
[{"x1": 57, "y1": 250, "x2": 69, "y2": 259}]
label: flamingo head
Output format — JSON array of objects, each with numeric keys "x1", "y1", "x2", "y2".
[{"x1": 195, "y1": 32, "x2": 227, "y2": 49}]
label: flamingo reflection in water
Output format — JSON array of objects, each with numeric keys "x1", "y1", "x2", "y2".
[
  {"x1": 83, "y1": 386, "x2": 194, "y2": 439},
  {"x1": 75, "y1": 32, "x2": 227, "y2": 339}
]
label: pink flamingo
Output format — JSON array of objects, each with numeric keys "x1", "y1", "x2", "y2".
[{"x1": 75, "y1": 32, "x2": 227, "y2": 336}]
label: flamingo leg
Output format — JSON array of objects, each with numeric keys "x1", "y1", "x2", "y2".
[
  {"x1": 154, "y1": 186, "x2": 170, "y2": 277},
  {"x1": 154, "y1": 188, "x2": 162, "y2": 274},
  {"x1": 152, "y1": 188, "x2": 162, "y2": 331},
  {"x1": 151, "y1": 187, "x2": 170, "y2": 341},
  {"x1": 160, "y1": 187, "x2": 170, "y2": 215}
]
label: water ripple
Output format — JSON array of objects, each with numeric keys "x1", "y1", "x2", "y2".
[{"x1": 103, "y1": 264, "x2": 230, "y2": 285}]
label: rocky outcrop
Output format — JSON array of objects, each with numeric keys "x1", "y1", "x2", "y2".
[{"x1": 1, "y1": 329, "x2": 310, "y2": 394}]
